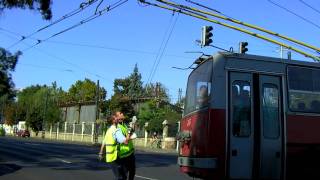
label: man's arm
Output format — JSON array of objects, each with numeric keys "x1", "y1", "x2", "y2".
[
  {"x1": 99, "y1": 133, "x2": 107, "y2": 155},
  {"x1": 114, "y1": 128, "x2": 130, "y2": 144}
]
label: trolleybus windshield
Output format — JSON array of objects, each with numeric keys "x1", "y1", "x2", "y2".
[{"x1": 184, "y1": 61, "x2": 212, "y2": 115}]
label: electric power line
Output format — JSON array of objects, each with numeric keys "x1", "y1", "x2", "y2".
[
  {"x1": 21, "y1": 0, "x2": 128, "y2": 53},
  {"x1": 6, "y1": 0, "x2": 99, "y2": 49},
  {"x1": 146, "y1": 14, "x2": 175, "y2": 85},
  {"x1": 147, "y1": 12, "x2": 179, "y2": 85},
  {"x1": 0, "y1": 28, "x2": 193, "y2": 59},
  {"x1": 1, "y1": 30, "x2": 113, "y2": 82},
  {"x1": 267, "y1": 0, "x2": 320, "y2": 30},
  {"x1": 18, "y1": 63, "x2": 74, "y2": 72},
  {"x1": 149, "y1": 13, "x2": 179, "y2": 83},
  {"x1": 299, "y1": 0, "x2": 320, "y2": 15},
  {"x1": 45, "y1": 40, "x2": 193, "y2": 59}
]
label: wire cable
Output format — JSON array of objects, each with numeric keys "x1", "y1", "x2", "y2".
[
  {"x1": 185, "y1": 0, "x2": 236, "y2": 20},
  {"x1": 21, "y1": 0, "x2": 128, "y2": 53},
  {"x1": 0, "y1": 28, "x2": 193, "y2": 59},
  {"x1": 6, "y1": 0, "x2": 99, "y2": 49},
  {"x1": 146, "y1": 13, "x2": 175, "y2": 85},
  {"x1": 267, "y1": 0, "x2": 320, "y2": 30},
  {"x1": 299, "y1": 0, "x2": 320, "y2": 15},
  {"x1": 2, "y1": 30, "x2": 112, "y2": 82},
  {"x1": 46, "y1": 40, "x2": 192, "y2": 59},
  {"x1": 149, "y1": 13, "x2": 179, "y2": 84},
  {"x1": 18, "y1": 63, "x2": 74, "y2": 72},
  {"x1": 140, "y1": 0, "x2": 320, "y2": 61}
]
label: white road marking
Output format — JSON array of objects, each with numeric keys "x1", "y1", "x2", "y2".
[
  {"x1": 135, "y1": 175, "x2": 159, "y2": 180},
  {"x1": 55, "y1": 158, "x2": 72, "y2": 164},
  {"x1": 24, "y1": 143, "x2": 40, "y2": 146}
]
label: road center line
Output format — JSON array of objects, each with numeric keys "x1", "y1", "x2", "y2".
[
  {"x1": 55, "y1": 158, "x2": 72, "y2": 164},
  {"x1": 24, "y1": 143, "x2": 40, "y2": 146},
  {"x1": 135, "y1": 175, "x2": 159, "y2": 180}
]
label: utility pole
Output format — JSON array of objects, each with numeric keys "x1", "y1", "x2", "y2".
[
  {"x1": 43, "y1": 90, "x2": 49, "y2": 131},
  {"x1": 156, "y1": 82, "x2": 160, "y2": 108},
  {"x1": 95, "y1": 80, "x2": 100, "y2": 121},
  {"x1": 178, "y1": 88, "x2": 182, "y2": 103}
]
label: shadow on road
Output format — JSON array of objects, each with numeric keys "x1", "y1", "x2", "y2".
[
  {"x1": 48, "y1": 151, "x2": 178, "y2": 171},
  {"x1": 0, "y1": 164, "x2": 22, "y2": 176},
  {"x1": 0, "y1": 137, "x2": 179, "y2": 173}
]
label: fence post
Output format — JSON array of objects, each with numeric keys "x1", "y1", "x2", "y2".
[
  {"x1": 64, "y1": 122, "x2": 67, "y2": 140},
  {"x1": 56, "y1": 122, "x2": 59, "y2": 140},
  {"x1": 176, "y1": 121, "x2": 180, "y2": 152},
  {"x1": 91, "y1": 122, "x2": 95, "y2": 144},
  {"x1": 81, "y1": 122, "x2": 85, "y2": 142},
  {"x1": 49, "y1": 124, "x2": 52, "y2": 139},
  {"x1": 144, "y1": 122, "x2": 149, "y2": 147},
  {"x1": 72, "y1": 123, "x2": 75, "y2": 141}
]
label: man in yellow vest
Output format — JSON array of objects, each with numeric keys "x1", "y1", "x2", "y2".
[
  {"x1": 99, "y1": 112, "x2": 130, "y2": 180},
  {"x1": 115, "y1": 111, "x2": 136, "y2": 180}
]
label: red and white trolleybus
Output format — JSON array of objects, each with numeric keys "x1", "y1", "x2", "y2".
[{"x1": 177, "y1": 52, "x2": 320, "y2": 179}]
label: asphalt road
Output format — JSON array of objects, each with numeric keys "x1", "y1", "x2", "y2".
[{"x1": 0, "y1": 136, "x2": 193, "y2": 180}]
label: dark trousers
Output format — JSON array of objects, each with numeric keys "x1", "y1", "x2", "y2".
[
  {"x1": 121, "y1": 153, "x2": 136, "y2": 180},
  {"x1": 109, "y1": 159, "x2": 127, "y2": 180}
]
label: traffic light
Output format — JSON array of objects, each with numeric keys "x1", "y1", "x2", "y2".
[
  {"x1": 201, "y1": 26, "x2": 213, "y2": 47},
  {"x1": 239, "y1": 42, "x2": 248, "y2": 54}
]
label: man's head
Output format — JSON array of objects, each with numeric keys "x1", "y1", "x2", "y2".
[
  {"x1": 199, "y1": 85, "x2": 208, "y2": 97},
  {"x1": 108, "y1": 113, "x2": 118, "y2": 125},
  {"x1": 114, "y1": 111, "x2": 125, "y2": 123}
]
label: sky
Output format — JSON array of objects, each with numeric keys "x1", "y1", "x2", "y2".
[{"x1": 1, "y1": 0, "x2": 320, "y2": 102}]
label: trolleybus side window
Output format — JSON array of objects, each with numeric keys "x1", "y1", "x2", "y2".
[
  {"x1": 288, "y1": 66, "x2": 320, "y2": 113},
  {"x1": 184, "y1": 61, "x2": 212, "y2": 115},
  {"x1": 262, "y1": 84, "x2": 280, "y2": 139},
  {"x1": 232, "y1": 81, "x2": 251, "y2": 137}
]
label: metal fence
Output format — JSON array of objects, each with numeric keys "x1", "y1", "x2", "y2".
[{"x1": 46, "y1": 121, "x2": 179, "y2": 143}]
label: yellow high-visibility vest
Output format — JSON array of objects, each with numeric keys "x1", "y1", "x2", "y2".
[
  {"x1": 104, "y1": 125, "x2": 118, "y2": 162},
  {"x1": 118, "y1": 123, "x2": 134, "y2": 158}
]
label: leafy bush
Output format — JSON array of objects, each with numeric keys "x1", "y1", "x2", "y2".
[{"x1": 0, "y1": 127, "x2": 6, "y2": 136}]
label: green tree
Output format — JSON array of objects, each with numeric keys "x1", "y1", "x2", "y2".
[
  {"x1": 128, "y1": 64, "x2": 143, "y2": 98},
  {"x1": 137, "y1": 100, "x2": 182, "y2": 134},
  {"x1": 0, "y1": 48, "x2": 21, "y2": 100},
  {"x1": 144, "y1": 82, "x2": 170, "y2": 101},
  {"x1": 3, "y1": 102, "x2": 16, "y2": 126},
  {"x1": 66, "y1": 78, "x2": 106, "y2": 103},
  {"x1": 16, "y1": 84, "x2": 62, "y2": 132},
  {"x1": 109, "y1": 94, "x2": 135, "y2": 120},
  {"x1": 109, "y1": 64, "x2": 144, "y2": 119},
  {"x1": 0, "y1": 0, "x2": 53, "y2": 20}
]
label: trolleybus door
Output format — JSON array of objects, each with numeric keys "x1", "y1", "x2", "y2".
[
  {"x1": 229, "y1": 72, "x2": 254, "y2": 179},
  {"x1": 229, "y1": 72, "x2": 283, "y2": 179},
  {"x1": 259, "y1": 75, "x2": 283, "y2": 179}
]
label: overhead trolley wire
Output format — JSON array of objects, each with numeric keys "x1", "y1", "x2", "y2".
[
  {"x1": 155, "y1": 0, "x2": 320, "y2": 53},
  {"x1": 6, "y1": 0, "x2": 99, "y2": 49},
  {"x1": 138, "y1": 0, "x2": 320, "y2": 62},
  {"x1": 21, "y1": 0, "x2": 128, "y2": 53},
  {"x1": 185, "y1": 0, "x2": 236, "y2": 20}
]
